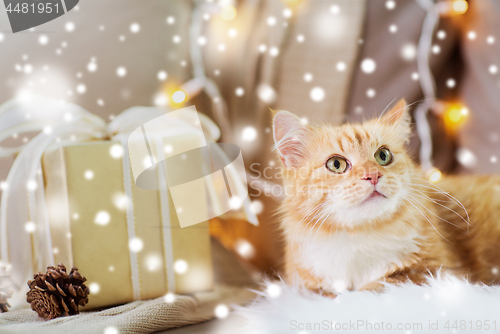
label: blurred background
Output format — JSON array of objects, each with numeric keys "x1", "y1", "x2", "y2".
[{"x1": 0, "y1": 0, "x2": 499, "y2": 277}]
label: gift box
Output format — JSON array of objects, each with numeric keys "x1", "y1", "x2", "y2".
[
  {"x1": 42, "y1": 137, "x2": 214, "y2": 309},
  {"x1": 0, "y1": 97, "x2": 257, "y2": 310}
]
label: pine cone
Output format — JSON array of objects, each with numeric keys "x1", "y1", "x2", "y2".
[{"x1": 26, "y1": 264, "x2": 90, "y2": 320}]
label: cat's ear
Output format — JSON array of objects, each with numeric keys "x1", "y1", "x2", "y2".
[
  {"x1": 273, "y1": 110, "x2": 308, "y2": 168},
  {"x1": 381, "y1": 99, "x2": 411, "y2": 137}
]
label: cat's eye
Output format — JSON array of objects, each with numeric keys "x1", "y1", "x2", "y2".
[
  {"x1": 326, "y1": 156, "x2": 349, "y2": 174},
  {"x1": 374, "y1": 147, "x2": 393, "y2": 166}
]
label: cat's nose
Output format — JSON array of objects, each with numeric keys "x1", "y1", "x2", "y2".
[{"x1": 362, "y1": 172, "x2": 382, "y2": 185}]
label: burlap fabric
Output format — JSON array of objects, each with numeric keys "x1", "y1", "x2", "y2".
[{"x1": 0, "y1": 284, "x2": 254, "y2": 334}]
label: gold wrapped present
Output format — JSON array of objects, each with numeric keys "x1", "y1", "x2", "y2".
[{"x1": 41, "y1": 138, "x2": 214, "y2": 309}]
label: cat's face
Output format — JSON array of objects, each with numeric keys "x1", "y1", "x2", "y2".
[{"x1": 273, "y1": 99, "x2": 416, "y2": 228}]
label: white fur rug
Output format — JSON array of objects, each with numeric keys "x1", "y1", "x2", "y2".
[{"x1": 236, "y1": 275, "x2": 500, "y2": 334}]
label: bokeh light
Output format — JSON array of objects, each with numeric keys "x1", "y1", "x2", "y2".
[
  {"x1": 221, "y1": 6, "x2": 237, "y2": 21},
  {"x1": 172, "y1": 90, "x2": 186, "y2": 104},
  {"x1": 103, "y1": 326, "x2": 119, "y2": 334},
  {"x1": 94, "y1": 210, "x2": 111, "y2": 225},
  {"x1": 241, "y1": 126, "x2": 257, "y2": 142},
  {"x1": 214, "y1": 304, "x2": 230, "y2": 318},
  {"x1": 164, "y1": 292, "x2": 176, "y2": 303},
  {"x1": 174, "y1": 259, "x2": 188, "y2": 274},
  {"x1": 443, "y1": 103, "x2": 468, "y2": 130},
  {"x1": 452, "y1": 0, "x2": 468, "y2": 14},
  {"x1": 428, "y1": 168, "x2": 442, "y2": 183},
  {"x1": 129, "y1": 237, "x2": 144, "y2": 253},
  {"x1": 25, "y1": 221, "x2": 36, "y2": 233},
  {"x1": 266, "y1": 283, "x2": 282, "y2": 298},
  {"x1": 235, "y1": 239, "x2": 255, "y2": 259},
  {"x1": 89, "y1": 282, "x2": 100, "y2": 294}
]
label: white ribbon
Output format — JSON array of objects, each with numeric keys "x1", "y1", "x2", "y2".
[
  {"x1": 0, "y1": 95, "x2": 223, "y2": 305},
  {"x1": 118, "y1": 136, "x2": 141, "y2": 301},
  {"x1": 154, "y1": 137, "x2": 176, "y2": 293}
]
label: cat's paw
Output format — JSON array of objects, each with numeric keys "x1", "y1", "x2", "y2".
[
  {"x1": 311, "y1": 288, "x2": 337, "y2": 298},
  {"x1": 359, "y1": 281, "x2": 386, "y2": 292},
  {"x1": 360, "y1": 277, "x2": 404, "y2": 292}
]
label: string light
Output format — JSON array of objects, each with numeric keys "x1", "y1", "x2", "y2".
[
  {"x1": 436, "y1": 0, "x2": 468, "y2": 16},
  {"x1": 452, "y1": 0, "x2": 468, "y2": 14},
  {"x1": 166, "y1": 2, "x2": 233, "y2": 141},
  {"x1": 221, "y1": 5, "x2": 237, "y2": 21},
  {"x1": 172, "y1": 90, "x2": 186, "y2": 104},
  {"x1": 433, "y1": 101, "x2": 469, "y2": 130},
  {"x1": 428, "y1": 168, "x2": 442, "y2": 183},
  {"x1": 414, "y1": 0, "x2": 468, "y2": 172},
  {"x1": 282, "y1": 0, "x2": 301, "y2": 9},
  {"x1": 443, "y1": 103, "x2": 469, "y2": 129}
]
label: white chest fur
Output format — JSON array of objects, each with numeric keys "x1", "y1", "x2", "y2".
[{"x1": 296, "y1": 228, "x2": 421, "y2": 292}]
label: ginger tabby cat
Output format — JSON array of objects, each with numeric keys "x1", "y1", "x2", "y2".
[{"x1": 273, "y1": 99, "x2": 500, "y2": 296}]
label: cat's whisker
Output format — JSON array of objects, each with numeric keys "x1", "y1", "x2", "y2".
[
  {"x1": 377, "y1": 97, "x2": 399, "y2": 122},
  {"x1": 405, "y1": 188, "x2": 470, "y2": 226},
  {"x1": 403, "y1": 197, "x2": 451, "y2": 243},
  {"x1": 401, "y1": 201, "x2": 419, "y2": 227},
  {"x1": 407, "y1": 189, "x2": 469, "y2": 224},
  {"x1": 376, "y1": 98, "x2": 428, "y2": 128},
  {"x1": 405, "y1": 184, "x2": 457, "y2": 196},
  {"x1": 377, "y1": 98, "x2": 427, "y2": 125},
  {"x1": 404, "y1": 192, "x2": 466, "y2": 230},
  {"x1": 406, "y1": 178, "x2": 469, "y2": 211},
  {"x1": 406, "y1": 188, "x2": 464, "y2": 215},
  {"x1": 406, "y1": 177, "x2": 470, "y2": 223},
  {"x1": 406, "y1": 178, "x2": 471, "y2": 224},
  {"x1": 407, "y1": 195, "x2": 450, "y2": 203},
  {"x1": 374, "y1": 99, "x2": 427, "y2": 143}
]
